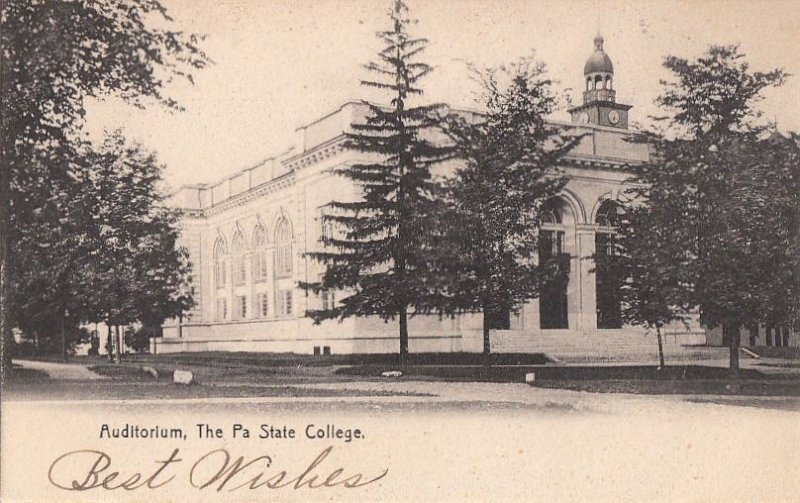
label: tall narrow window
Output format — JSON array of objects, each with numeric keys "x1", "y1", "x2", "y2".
[
  {"x1": 280, "y1": 290, "x2": 293, "y2": 316},
  {"x1": 275, "y1": 217, "x2": 293, "y2": 277},
  {"x1": 213, "y1": 238, "x2": 227, "y2": 289},
  {"x1": 320, "y1": 212, "x2": 334, "y2": 243},
  {"x1": 595, "y1": 200, "x2": 622, "y2": 329},
  {"x1": 321, "y1": 290, "x2": 335, "y2": 311},
  {"x1": 257, "y1": 292, "x2": 269, "y2": 318},
  {"x1": 539, "y1": 199, "x2": 569, "y2": 330},
  {"x1": 216, "y1": 298, "x2": 228, "y2": 321},
  {"x1": 232, "y1": 232, "x2": 247, "y2": 285},
  {"x1": 252, "y1": 225, "x2": 268, "y2": 281},
  {"x1": 236, "y1": 295, "x2": 247, "y2": 319}
]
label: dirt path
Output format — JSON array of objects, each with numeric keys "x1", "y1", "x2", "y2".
[{"x1": 13, "y1": 359, "x2": 106, "y2": 380}]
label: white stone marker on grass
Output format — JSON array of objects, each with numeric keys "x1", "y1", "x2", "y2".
[{"x1": 173, "y1": 370, "x2": 194, "y2": 385}]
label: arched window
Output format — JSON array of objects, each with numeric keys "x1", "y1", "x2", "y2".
[
  {"x1": 539, "y1": 198, "x2": 569, "y2": 329},
  {"x1": 252, "y1": 225, "x2": 268, "y2": 281},
  {"x1": 275, "y1": 217, "x2": 293, "y2": 277},
  {"x1": 595, "y1": 200, "x2": 622, "y2": 329},
  {"x1": 595, "y1": 200, "x2": 620, "y2": 226},
  {"x1": 213, "y1": 238, "x2": 227, "y2": 289},
  {"x1": 594, "y1": 75, "x2": 603, "y2": 89},
  {"x1": 231, "y1": 232, "x2": 247, "y2": 285},
  {"x1": 539, "y1": 198, "x2": 565, "y2": 257},
  {"x1": 586, "y1": 77, "x2": 592, "y2": 91},
  {"x1": 605, "y1": 76, "x2": 613, "y2": 90}
]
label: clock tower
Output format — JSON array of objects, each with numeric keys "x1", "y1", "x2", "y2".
[{"x1": 568, "y1": 34, "x2": 632, "y2": 129}]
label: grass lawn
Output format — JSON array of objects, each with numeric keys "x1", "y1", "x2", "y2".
[
  {"x1": 526, "y1": 365, "x2": 800, "y2": 396},
  {"x1": 532, "y1": 378, "x2": 800, "y2": 396},
  {"x1": 118, "y1": 351, "x2": 553, "y2": 367},
  {"x1": 8, "y1": 351, "x2": 800, "y2": 398},
  {"x1": 339, "y1": 363, "x2": 800, "y2": 396},
  {"x1": 3, "y1": 364, "x2": 50, "y2": 383}
]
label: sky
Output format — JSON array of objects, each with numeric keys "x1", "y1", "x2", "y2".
[{"x1": 84, "y1": 0, "x2": 800, "y2": 190}]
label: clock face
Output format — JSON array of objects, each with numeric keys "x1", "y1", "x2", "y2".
[
  {"x1": 608, "y1": 110, "x2": 620, "y2": 125},
  {"x1": 579, "y1": 112, "x2": 590, "y2": 124}
]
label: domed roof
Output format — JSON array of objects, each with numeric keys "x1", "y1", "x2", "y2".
[{"x1": 584, "y1": 34, "x2": 614, "y2": 74}]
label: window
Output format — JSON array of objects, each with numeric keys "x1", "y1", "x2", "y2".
[
  {"x1": 257, "y1": 292, "x2": 269, "y2": 318},
  {"x1": 321, "y1": 214, "x2": 334, "y2": 242},
  {"x1": 595, "y1": 200, "x2": 622, "y2": 329},
  {"x1": 321, "y1": 290, "x2": 335, "y2": 311},
  {"x1": 253, "y1": 225, "x2": 268, "y2": 281},
  {"x1": 275, "y1": 217, "x2": 293, "y2": 277},
  {"x1": 231, "y1": 232, "x2": 247, "y2": 285},
  {"x1": 539, "y1": 199, "x2": 569, "y2": 330},
  {"x1": 236, "y1": 295, "x2": 247, "y2": 319},
  {"x1": 213, "y1": 238, "x2": 227, "y2": 289},
  {"x1": 280, "y1": 290, "x2": 293, "y2": 316},
  {"x1": 216, "y1": 298, "x2": 228, "y2": 321}
]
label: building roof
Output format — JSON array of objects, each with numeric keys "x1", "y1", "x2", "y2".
[{"x1": 584, "y1": 34, "x2": 614, "y2": 75}]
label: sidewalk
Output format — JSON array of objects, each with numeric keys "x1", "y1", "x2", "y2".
[{"x1": 12, "y1": 359, "x2": 106, "y2": 380}]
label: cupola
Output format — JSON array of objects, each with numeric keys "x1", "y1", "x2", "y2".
[{"x1": 568, "y1": 34, "x2": 632, "y2": 129}]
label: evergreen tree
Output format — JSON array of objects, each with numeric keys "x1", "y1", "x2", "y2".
[
  {"x1": 437, "y1": 56, "x2": 579, "y2": 355},
  {"x1": 623, "y1": 45, "x2": 789, "y2": 378},
  {"x1": 302, "y1": 0, "x2": 450, "y2": 361}
]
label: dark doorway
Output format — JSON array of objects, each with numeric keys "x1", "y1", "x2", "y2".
[
  {"x1": 539, "y1": 230, "x2": 569, "y2": 329},
  {"x1": 595, "y1": 232, "x2": 622, "y2": 329}
]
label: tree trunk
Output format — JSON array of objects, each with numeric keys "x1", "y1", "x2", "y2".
[
  {"x1": 60, "y1": 312, "x2": 67, "y2": 362},
  {"x1": 115, "y1": 325, "x2": 122, "y2": 363},
  {"x1": 107, "y1": 324, "x2": 114, "y2": 362},
  {"x1": 0, "y1": 167, "x2": 12, "y2": 373},
  {"x1": 482, "y1": 302, "x2": 492, "y2": 359},
  {"x1": 399, "y1": 307, "x2": 409, "y2": 364},
  {"x1": 656, "y1": 326, "x2": 665, "y2": 369},
  {"x1": 727, "y1": 322, "x2": 740, "y2": 381}
]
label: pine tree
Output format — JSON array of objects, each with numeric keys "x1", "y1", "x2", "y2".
[
  {"x1": 302, "y1": 0, "x2": 450, "y2": 362},
  {"x1": 436, "y1": 56, "x2": 579, "y2": 356}
]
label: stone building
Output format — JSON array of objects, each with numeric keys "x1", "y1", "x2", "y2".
[{"x1": 158, "y1": 36, "x2": 728, "y2": 360}]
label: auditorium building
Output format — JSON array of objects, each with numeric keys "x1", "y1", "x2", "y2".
[{"x1": 158, "y1": 36, "x2": 788, "y2": 360}]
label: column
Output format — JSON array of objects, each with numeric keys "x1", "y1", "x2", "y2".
[
  {"x1": 576, "y1": 226, "x2": 598, "y2": 332},
  {"x1": 226, "y1": 257, "x2": 234, "y2": 321},
  {"x1": 565, "y1": 227, "x2": 580, "y2": 330}
]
